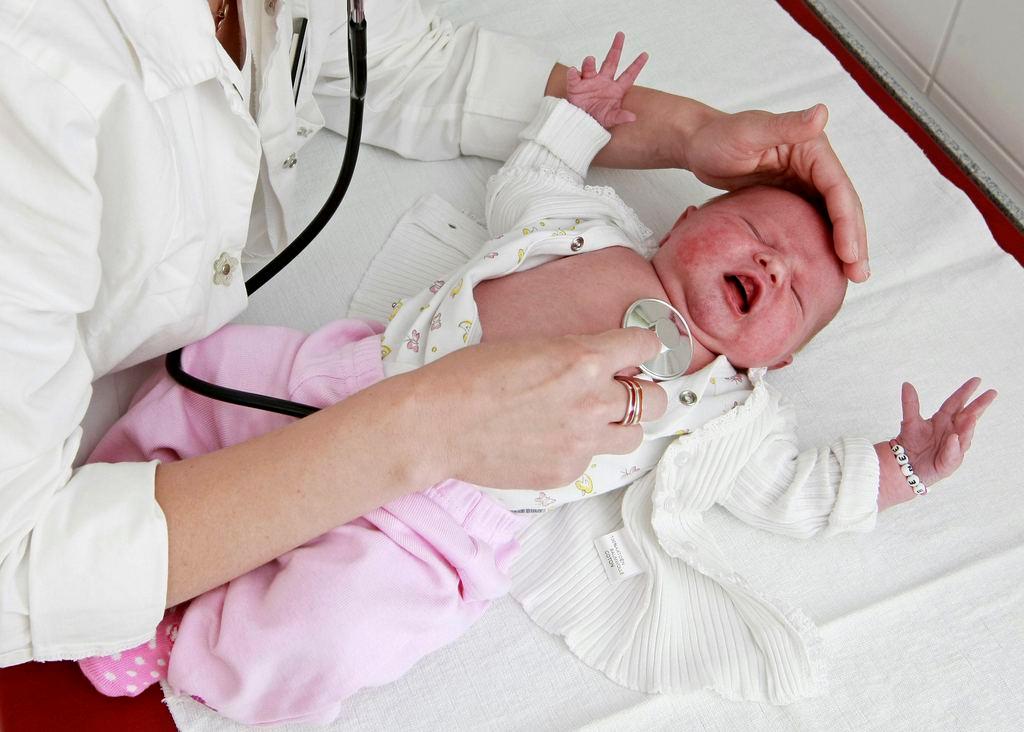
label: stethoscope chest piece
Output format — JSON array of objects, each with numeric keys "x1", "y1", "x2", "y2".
[{"x1": 622, "y1": 298, "x2": 693, "y2": 381}]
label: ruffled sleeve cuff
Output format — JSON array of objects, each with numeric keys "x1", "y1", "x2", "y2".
[{"x1": 27, "y1": 460, "x2": 168, "y2": 660}]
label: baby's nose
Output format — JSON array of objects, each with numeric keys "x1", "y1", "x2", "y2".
[{"x1": 755, "y1": 252, "x2": 788, "y2": 285}]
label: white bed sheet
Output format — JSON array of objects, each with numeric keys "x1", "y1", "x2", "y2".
[{"x1": 164, "y1": 0, "x2": 1024, "y2": 729}]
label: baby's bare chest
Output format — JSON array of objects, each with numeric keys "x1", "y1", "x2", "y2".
[{"x1": 475, "y1": 247, "x2": 666, "y2": 342}]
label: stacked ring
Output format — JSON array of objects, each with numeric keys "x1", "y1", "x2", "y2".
[
  {"x1": 889, "y1": 440, "x2": 927, "y2": 495},
  {"x1": 614, "y1": 376, "x2": 644, "y2": 426}
]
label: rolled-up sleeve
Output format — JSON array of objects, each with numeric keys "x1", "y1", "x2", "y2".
[
  {"x1": 720, "y1": 401, "x2": 881, "y2": 540},
  {"x1": 484, "y1": 97, "x2": 611, "y2": 236},
  {"x1": 313, "y1": 0, "x2": 558, "y2": 161},
  {"x1": 0, "y1": 44, "x2": 168, "y2": 666}
]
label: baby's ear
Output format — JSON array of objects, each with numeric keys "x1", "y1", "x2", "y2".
[
  {"x1": 676, "y1": 205, "x2": 698, "y2": 225},
  {"x1": 660, "y1": 206, "x2": 699, "y2": 247},
  {"x1": 768, "y1": 354, "x2": 793, "y2": 371}
]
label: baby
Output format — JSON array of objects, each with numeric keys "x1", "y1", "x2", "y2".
[{"x1": 79, "y1": 35, "x2": 994, "y2": 723}]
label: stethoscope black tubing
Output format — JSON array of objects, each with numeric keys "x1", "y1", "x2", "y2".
[{"x1": 164, "y1": 16, "x2": 367, "y2": 419}]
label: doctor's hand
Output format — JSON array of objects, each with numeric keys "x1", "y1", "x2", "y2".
[
  {"x1": 679, "y1": 104, "x2": 869, "y2": 283},
  {"x1": 404, "y1": 328, "x2": 668, "y2": 490},
  {"x1": 545, "y1": 68, "x2": 868, "y2": 282}
]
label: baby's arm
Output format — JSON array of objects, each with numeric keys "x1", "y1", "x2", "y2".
[
  {"x1": 718, "y1": 405, "x2": 880, "y2": 539},
  {"x1": 720, "y1": 379, "x2": 996, "y2": 539},
  {"x1": 484, "y1": 34, "x2": 646, "y2": 236}
]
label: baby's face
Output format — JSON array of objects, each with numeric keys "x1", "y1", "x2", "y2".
[{"x1": 651, "y1": 186, "x2": 847, "y2": 369}]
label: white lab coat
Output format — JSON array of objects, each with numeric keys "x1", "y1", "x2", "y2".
[{"x1": 0, "y1": 0, "x2": 557, "y2": 665}]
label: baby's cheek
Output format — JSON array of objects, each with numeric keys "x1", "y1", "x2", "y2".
[
  {"x1": 766, "y1": 309, "x2": 803, "y2": 356},
  {"x1": 737, "y1": 310, "x2": 802, "y2": 366}
]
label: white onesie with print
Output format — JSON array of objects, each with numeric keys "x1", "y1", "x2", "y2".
[{"x1": 378, "y1": 97, "x2": 753, "y2": 512}]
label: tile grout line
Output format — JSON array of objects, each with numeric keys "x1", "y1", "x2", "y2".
[{"x1": 925, "y1": 0, "x2": 963, "y2": 95}]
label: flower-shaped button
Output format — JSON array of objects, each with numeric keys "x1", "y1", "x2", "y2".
[{"x1": 213, "y1": 252, "x2": 240, "y2": 286}]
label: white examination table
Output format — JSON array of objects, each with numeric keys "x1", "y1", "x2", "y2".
[{"x1": 164, "y1": 1, "x2": 1024, "y2": 729}]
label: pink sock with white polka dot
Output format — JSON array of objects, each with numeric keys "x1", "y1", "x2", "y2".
[{"x1": 78, "y1": 606, "x2": 183, "y2": 697}]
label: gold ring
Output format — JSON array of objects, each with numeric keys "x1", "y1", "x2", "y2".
[{"x1": 614, "y1": 375, "x2": 644, "y2": 426}]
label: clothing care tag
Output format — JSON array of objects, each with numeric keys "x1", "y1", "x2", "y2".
[{"x1": 594, "y1": 528, "x2": 645, "y2": 583}]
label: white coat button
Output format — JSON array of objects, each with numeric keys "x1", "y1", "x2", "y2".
[
  {"x1": 674, "y1": 452, "x2": 690, "y2": 467},
  {"x1": 265, "y1": 0, "x2": 277, "y2": 14},
  {"x1": 664, "y1": 497, "x2": 682, "y2": 513},
  {"x1": 297, "y1": 126, "x2": 312, "y2": 137},
  {"x1": 282, "y1": 153, "x2": 298, "y2": 169},
  {"x1": 570, "y1": 236, "x2": 585, "y2": 251},
  {"x1": 679, "y1": 541, "x2": 697, "y2": 554}
]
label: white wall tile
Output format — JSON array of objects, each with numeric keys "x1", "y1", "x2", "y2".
[
  {"x1": 832, "y1": 0, "x2": 930, "y2": 90},
  {"x1": 928, "y1": 82, "x2": 1024, "y2": 197},
  {"x1": 846, "y1": 0, "x2": 959, "y2": 72},
  {"x1": 934, "y1": 0, "x2": 1024, "y2": 170}
]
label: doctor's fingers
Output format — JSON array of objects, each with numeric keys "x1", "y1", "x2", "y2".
[
  {"x1": 573, "y1": 327, "x2": 663, "y2": 377},
  {"x1": 602, "y1": 375, "x2": 668, "y2": 426}
]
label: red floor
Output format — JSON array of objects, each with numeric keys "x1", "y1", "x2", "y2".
[
  {"x1": 0, "y1": 658, "x2": 175, "y2": 731},
  {"x1": 2, "y1": 3, "x2": 1020, "y2": 730}
]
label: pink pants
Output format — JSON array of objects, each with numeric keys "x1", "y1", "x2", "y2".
[{"x1": 78, "y1": 320, "x2": 523, "y2": 725}]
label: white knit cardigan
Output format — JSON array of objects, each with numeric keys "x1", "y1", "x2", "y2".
[{"x1": 510, "y1": 369, "x2": 879, "y2": 704}]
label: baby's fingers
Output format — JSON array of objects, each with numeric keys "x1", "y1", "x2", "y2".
[
  {"x1": 599, "y1": 31, "x2": 626, "y2": 78},
  {"x1": 938, "y1": 376, "x2": 981, "y2": 418},
  {"x1": 581, "y1": 55, "x2": 597, "y2": 79},
  {"x1": 953, "y1": 388, "x2": 997, "y2": 451},
  {"x1": 615, "y1": 51, "x2": 649, "y2": 91},
  {"x1": 959, "y1": 388, "x2": 998, "y2": 422},
  {"x1": 900, "y1": 381, "x2": 922, "y2": 425},
  {"x1": 607, "y1": 109, "x2": 638, "y2": 126},
  {"x1": 937, "y1": 432, "x2": 963, "y2": 473}
]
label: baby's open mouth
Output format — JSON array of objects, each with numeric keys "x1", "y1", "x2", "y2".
[{"x1": 724, "y1": 274, "x2": 757, "y2": 315}]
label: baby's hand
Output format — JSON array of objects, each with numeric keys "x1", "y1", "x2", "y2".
[
  {"x1": 895, "y1": 378, "x2": 997, "y2": 488},
  {"x1": 566, "y1": 32, "x2": 648, "y2": 129}
]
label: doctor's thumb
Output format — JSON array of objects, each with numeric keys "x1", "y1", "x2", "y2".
[{"x1": 745, "y1": 104, "x2": 828, "y2": 148}]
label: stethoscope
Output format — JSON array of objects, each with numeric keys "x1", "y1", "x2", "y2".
[
  {"x1": 166, "y1": 0, "x2": 693, "y2": 418},
  {"x1": 165, "y1": 0, "x2": 367, "y2": 418}
]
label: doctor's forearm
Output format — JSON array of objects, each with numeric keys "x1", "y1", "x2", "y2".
[
  {"x1": 545, "y1": 62, "x2": 717, "y2": 170},
  {"x1": 154, "y1": 378, "x2": 436, "y2": 608}
]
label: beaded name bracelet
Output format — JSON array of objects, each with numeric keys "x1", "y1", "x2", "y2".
[{"x1": 888, "y1": 440, "x2": 927, "y2": 496}]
